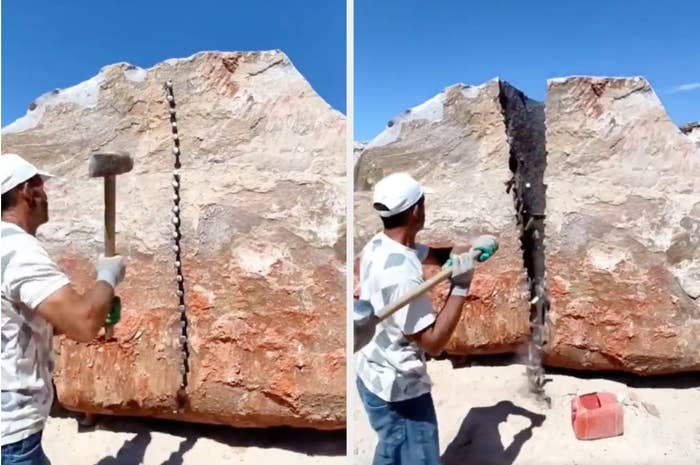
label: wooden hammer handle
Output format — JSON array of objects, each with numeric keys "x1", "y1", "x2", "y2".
[
  {"x1": 104, "y1": 175, "x2": 116, "y2": 257},
  {"x1": 375, "y1": 248, "x2": 481, "y2": 321}
]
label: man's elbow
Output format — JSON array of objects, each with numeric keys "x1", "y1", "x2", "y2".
[
  {"x1": 410, "y1": 328, "x2": 445, "y2": 356},
  {"x1": 424, "y1": 342, "x2": 444, "y2": 357},
  {"x1": 419, "y1": 336, "x2": 445, "y2": 357}
]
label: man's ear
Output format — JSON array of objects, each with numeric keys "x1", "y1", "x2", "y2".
[
  {"x1": 19, "y1": 182, "x2": 32, "y2": 201},
  {"x1": 19, "y1": 181, "x2": 39, "y2": 206}
]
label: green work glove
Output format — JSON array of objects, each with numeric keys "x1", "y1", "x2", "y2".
[
  {"x1": 471, "y1": 235, "x2": 499, "y2": 262},
  {"x1": 105, "y1": 296, "x2": 121, "y2": 326}
]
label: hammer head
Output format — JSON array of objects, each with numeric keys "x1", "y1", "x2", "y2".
[
  {"x1": 353, "y1": 299, "x2": 380, "y2": 353},
  {"x1": 89, "y1": 152, "x2": 133, "y2": 177}
]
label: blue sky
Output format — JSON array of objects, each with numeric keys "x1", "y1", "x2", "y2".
[
  {"x1": 356, "y1": 0, "x2": 700, "y2": 140},
  {"x1": 1, "y1": 0, "x2": 346, "y2": 126}
]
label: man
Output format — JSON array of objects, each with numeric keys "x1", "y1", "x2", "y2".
[
  {"x1": 356, "y1": 172, "x2": 497, "y2": 465},
  {"x1": 1, "y1": 153, "x2": 126, "y2": 465}
]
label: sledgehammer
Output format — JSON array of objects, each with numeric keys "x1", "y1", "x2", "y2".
[
  {"x1": 353, "y1": 238, "x2": 498, "y2": 353},
  {"x1": 89, "y1": 152, "x2": 133, "y2": 340}
]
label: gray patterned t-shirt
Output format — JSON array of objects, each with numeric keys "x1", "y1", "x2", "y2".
[
  {"x1": 1, "y1": 221, "x2": 69, "y2": 445},
  {"x1": 356, "y1": 232, "x2": 436, "y2": 402}
]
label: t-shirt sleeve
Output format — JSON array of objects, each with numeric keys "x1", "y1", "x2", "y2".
[
  {"x1": 5, "y1": 240, "x2": 70, "y2": 310},
  {"x1": 413, "y1": 243, "x2": 429, "y2": 263},
  {"x1": 391, "y1": 274, "x2": 436, "y2": 336}
]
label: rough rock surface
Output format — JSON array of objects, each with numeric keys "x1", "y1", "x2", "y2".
[
  {"x1": 544, "y1": 76, "x2": 700, "y2": 374},
  {"x1": 2, "y1": 50, "x2": 346, "y2": 429},
  {"x1": 354, "y1": 141, "x2": 367, "y2": 163},
  {"x1": 354, "y1": 76, "x2": 700, "y2": 374},
  {"x1": 681, "y1": 121, "x2": 700, "y2": 149},
  {"x1": 353, "y1": 141, "x2": 368, "y2": 182}
]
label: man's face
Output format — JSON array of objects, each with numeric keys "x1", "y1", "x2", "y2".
[
  {"x1": 411, "y1": 198, "x2": 426, "y2": 232},
  {"x1": 417, "y1": 200, "x2": 426, "y2": 231},
  {"x1": 25, "y1": 176, "x2": 49, "y2": 225}
]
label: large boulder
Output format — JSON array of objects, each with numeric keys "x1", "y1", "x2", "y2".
[
  {"x1": 2, "y1": 50, "x2": 346, "y2": 429},
  {"x1": 355, "y1": 80, "x2": 531, "y2": 355},
  {"x1": 544, "y1": 76, "x2": 699, "y2": 374},
  {"x1": 354, "y1": 76, "x2": 700, "y2": 374}
]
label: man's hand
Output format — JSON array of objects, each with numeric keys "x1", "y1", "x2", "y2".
[
  {"x1": 471, "y1": 235, "x2": 499, "y2": 262},
  {"x1": 96, "y1": 255, "x2": 126, "y2": 288},
  {"x1": 449, "y1": 253, "x2": 474, "y2": 297}
]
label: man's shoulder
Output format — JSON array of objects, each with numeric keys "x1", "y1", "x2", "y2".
[
  {"x1": 1, "y1": 222, "x2": 53, "y2": 277},
  {"x1": 363, "y1": 233, "x2": 410, "y2": 256},
  {"x1": 1, "y1": 222, "x2": 33, "y2": 241},
  {"x1": 1, "y1": 223, "x2": 43, "y2": 254},
  {"x1": 362, "y1": 233, "x2": 385, "y2": 252}
]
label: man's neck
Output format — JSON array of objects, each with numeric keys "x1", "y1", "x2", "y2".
[
  {"x1": 1, "y1": 212, "x2": 35, "y2": 236},
  {"x1": 383, "y1": 227, "x2": 416, "y2": 247}
]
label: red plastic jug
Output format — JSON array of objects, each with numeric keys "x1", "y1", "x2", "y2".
[{"x1": 571, "y1": 392, "x2": 624, "y2": 440}]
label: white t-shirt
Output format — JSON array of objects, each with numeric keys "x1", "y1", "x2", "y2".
[
  {"x1": 356, "y1": 232, "x2": 436, "y2": 402},
  {"x1": 1, "y1": 221, "x2": 69, "y2": 445}
]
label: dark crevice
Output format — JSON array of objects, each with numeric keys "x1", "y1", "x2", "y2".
[
  {"x1": 247, "y1": 58, "x2": 285, "y2": 77},
  {"x1": 679, "y1": 121, "x2": 700, "y2": 134},
  {"x1": 165, "y1": 81, "x2": 191, "y2": 412},
  {"x1": 498, "y1": 80, "x2": 550, "y2": 403}
]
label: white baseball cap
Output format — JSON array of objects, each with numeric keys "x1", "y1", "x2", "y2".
[
  {"x1": 372, "y1": 172, "x2": 424, "y2": 217},
  {"x1": 1, "y1": 153, "x2": 54, "y2": 195}
]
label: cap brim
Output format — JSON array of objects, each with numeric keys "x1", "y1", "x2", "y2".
[{"x1": 37, "y1": 170, "x2": 55, "y2": 180}]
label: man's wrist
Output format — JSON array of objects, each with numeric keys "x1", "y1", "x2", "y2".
[
  {"x1": 449, "y1": 284, "x2": 469, "y2": 297},
  {"x1": 96, "y1": 271, "x2": 117, "y2": 289}
]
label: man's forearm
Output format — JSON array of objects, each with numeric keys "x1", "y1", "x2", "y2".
[
  {"x1": 410, "y1": 294, "x2": 466, "y2": 355},
  {"x1": 430, "y1": 295, "x2": 466, "y2": 351},
  {"x1": 37, "y1": 281, "x2": 116, "y2": 342},
  {"x1": 83, "y1": 281, "x2": 115, "y2": 337}
]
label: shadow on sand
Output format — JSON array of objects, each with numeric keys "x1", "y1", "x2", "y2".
[
  {"x1": 50, "y1": 400, "x2": 345, "y2": 465},
  {"x1": 441, "y1": 400, "x2": 546, "y2": 465}
]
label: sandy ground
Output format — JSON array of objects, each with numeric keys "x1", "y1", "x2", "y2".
[
  {"x1": 353, "y1": 359, "x2": 700, "y2": 465},
  {"x1": 42, "y1": 411, "x2": 346, "y2": 465}
]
